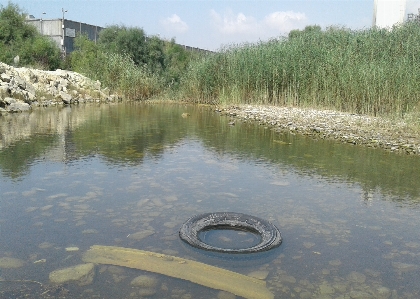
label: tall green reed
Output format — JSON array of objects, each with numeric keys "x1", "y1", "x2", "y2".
[
  {"x1": 103, "y1": 52, "x2": 161, "y2": 100},
  {"x1": 180, "y1": 22, "x2": 420, "y2": 119}
]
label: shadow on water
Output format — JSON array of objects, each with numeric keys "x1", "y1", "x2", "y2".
[
  {"x1": 1, "y1": 102, "x2": 419, "y2": 202},
  {"x1": 178, "y1": 239, "x2": 284, "y2": 271}
]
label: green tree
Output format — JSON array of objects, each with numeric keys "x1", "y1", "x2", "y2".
[
  {"x1": 145, "y1": 35, "x2": 165, "y2": 72},
  {"x1": 98, "y1": 25, "x2": 166, "y2": 72},
  {"x1": 71, "y1": 33, "x2": 105, "y2": 78},
  {"x1": 163, "y1": 38, "x2": 192, "y2": 88},
  {"x1": 25, "y1": 35, "x2": 61, "y2": 69},
  {"x1": 288, "y1": 25, "x2": 322, "y2": 39},
  {"x1": 98, "y1": 25, "x2": 147, "y2": 66},
  {"x1": 0, "y1": 2, "x2": 61, "y2": 69}
]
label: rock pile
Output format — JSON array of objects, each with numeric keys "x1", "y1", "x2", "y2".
[{"x1": 0, "y1": 62, "x2": 120, "y2": 113}]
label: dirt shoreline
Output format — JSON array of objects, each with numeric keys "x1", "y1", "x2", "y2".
[{"x1": 217, "y1": 104, "x2": 420, "y2": 156}]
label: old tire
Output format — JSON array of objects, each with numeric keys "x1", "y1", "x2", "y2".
[{"x1": 179, "y1": 212, "x2": 282, "y2": 254}]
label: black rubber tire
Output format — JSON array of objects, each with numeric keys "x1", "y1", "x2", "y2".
[{"x1": 179, "y1": 212, "x2": 282, "y2": 254}]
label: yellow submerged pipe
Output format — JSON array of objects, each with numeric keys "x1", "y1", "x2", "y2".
[{"x1": 82, "y1": 245, "x2": 274, "y2": 299}]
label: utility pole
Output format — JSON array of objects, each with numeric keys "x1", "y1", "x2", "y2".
[
  {"x1": 61, "y1": 8, "x2": 68, "y2": 57},
  {"x1": 40, "y1": 12, "x2": 46, "y2": 35}
]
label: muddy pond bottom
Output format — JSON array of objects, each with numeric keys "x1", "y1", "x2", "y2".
[{"x1": 198, "y1": 228, "x2": 262, "y2": 250}]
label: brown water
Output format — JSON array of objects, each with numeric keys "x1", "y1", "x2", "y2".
[{"x1": 1, "y1": 103, "x2": 419, "y2": 298}]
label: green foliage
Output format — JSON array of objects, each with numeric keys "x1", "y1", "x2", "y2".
[
  {"x1": 163, "y1": 39, "x2": 193, "y2": 89},
  {"x1": 27, "y1": 36, "x2": 61, "y2": 69},
  {"x1": 0, "y1": 2, "x2": 61, "y2": 70},
  {"x1": 70, "y1": 26, "x2": 197, "y2": 100},
  {"x1": 103, "y1": 51, "x2": 162, "y2": 100},
  {"x1": 0, "y1": 2, "x2": 33, "y2": 45},
  {"x1": 0, "y1": 2, "x2": 199, "y2": 100},
  {"x1": 180, "y1": 22, "x2": 420, "y2": 119},
  {"x1": 288, "y1": 25, "x2": 322, "y2": 39},
  {"x1": 71, "y1": 34, "x2": 161, "y2": 100},
  {"x1": 98, "y1": 25, "x2": 147, "y2": 65},
  {"x1": 71, "y1": 34, "x2": 106, "y2": 78},
  {"x1": 146, "y1": 35, "x2": 165, "y2": 72},
  {"x1": 97, "y1": 25, "x2": 166, "y2": 73}
]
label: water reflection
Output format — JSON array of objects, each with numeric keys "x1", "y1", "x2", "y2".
[
  {"x1": 1, "y1": 103, "x2": 420, "y2": 298},
  {"x1": 1, "y1": 103, "x2": 419, "y2": 201}
]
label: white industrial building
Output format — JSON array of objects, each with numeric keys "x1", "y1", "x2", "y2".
[
  {"x1": 373, "y1": 0, "x2": 406, "y2": 28},
  {"x1": 26, "y1": 15, "x2": 211, "y2": 55},
  {"x1": 26, "y1": 15, "x2": 103, "y2": 55}
]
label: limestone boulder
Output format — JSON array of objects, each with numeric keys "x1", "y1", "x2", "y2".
[
  {"x1": 8, "y1": 101, "x2": 31, "y2": 112},
  {"x1": 1, "y1": 73, "x2": 11, "y2": 83},
  {"x1": 57, "y1": 91, "x2": 73, "y2": 105},
  {"x1": 130, "y1": 275, "x2": 158, "y2": 288},
  {"x1": 49, "y1": 263, "x2": 95, "y2": 286},
  {"x1": 0, "y1": 257, "x2": 25, "y2": 268}
]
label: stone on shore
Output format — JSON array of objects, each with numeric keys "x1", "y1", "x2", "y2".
[{"x1": 8, "y1": 102, "x2": 31, "y2": 112}]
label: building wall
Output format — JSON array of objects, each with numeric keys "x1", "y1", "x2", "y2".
[
  {"x1": 63, "y1": 20, "x2": 102, "y2": 52},
  {"x1": 26, "y1": 18, "x2": 103, "y2": 54},
  {"x1": 373, "y1": 0, "x2": 406, "y2": 28}
]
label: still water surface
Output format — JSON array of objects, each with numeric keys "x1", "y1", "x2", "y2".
[{"x1": 1, "y1": 103, "x2": 419, "y2": 298}]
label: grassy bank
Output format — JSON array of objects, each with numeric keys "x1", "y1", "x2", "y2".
[{"x1": 179, "y1": 23, "x2": 420, "y2": 121}]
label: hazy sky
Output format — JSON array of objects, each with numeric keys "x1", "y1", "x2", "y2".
[{"x1": 4, "y1": 0, "x2": 420, "y2": 51}]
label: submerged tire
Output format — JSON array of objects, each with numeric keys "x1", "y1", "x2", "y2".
[{"x1": 179, "y1": 212, "x2": 282, "y2": 254}]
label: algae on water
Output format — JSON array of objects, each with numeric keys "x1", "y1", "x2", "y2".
[{"x1": 82, "y1": 245, "x2": 273, "y2": 299}]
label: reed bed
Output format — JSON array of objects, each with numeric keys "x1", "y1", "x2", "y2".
[
  {"x1": 180, "y1": 22, "x2": 420, "y2": 119},
  {"x1": 103, "y1": 52, "x2": 162, "y2": 100}
]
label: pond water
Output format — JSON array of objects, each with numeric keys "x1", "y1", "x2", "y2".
[{"x1": 0, "y1": 103, "x2": 419, "y2": 298}]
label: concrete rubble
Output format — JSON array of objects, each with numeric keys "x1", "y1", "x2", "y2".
[{"x1": 0, "y1": 62, "x2": 121, "y2": 114}]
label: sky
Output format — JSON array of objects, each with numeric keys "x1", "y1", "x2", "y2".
[{"x1": 3, "y1": 0, "x2": 420, "y2": 51}]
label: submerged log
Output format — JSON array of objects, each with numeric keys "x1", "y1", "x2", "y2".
[{"x1": 82, "y1": 245, "x2": 273, "y2": 299}]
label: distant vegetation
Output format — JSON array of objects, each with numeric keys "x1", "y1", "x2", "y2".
[
  {"x1": 68, "y1": 19, "x2": 199, "y2": 99},
  {"x1": 70, "y1": 24, "x2": 199, "y2": 100},
  {"x1": 2, "y1": 2, "x2": 420, "y2": 122},
  {"x1": 0, "y1": 2, "x2": 198, "y2": 100}
]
